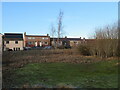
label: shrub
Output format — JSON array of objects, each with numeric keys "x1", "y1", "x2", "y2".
[
  {"x1": 78, "y1": 44, "x2": 91, "y2": 56},
  {"x1": 57, "y1": 45, "x2": 65, "y2": 49}
]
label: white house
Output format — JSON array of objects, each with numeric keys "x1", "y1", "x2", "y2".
[{"x1": 3, "y1": 33, "x2": 24, "y2": 51}]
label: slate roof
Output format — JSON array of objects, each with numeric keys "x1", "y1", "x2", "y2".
[
  {"x1": 50, "y1": 38, "x2": 81, "y2": 41},
  {"x1": 67, "y1": 38, "x2": 81, "y2": 41},
  {"x1": 50, "y1": 38, "x2": 95, "y2": 42},
  {"x1": 25, "y1": 35, "x2": 50, "y2": 37},
  {"x1": 3, "y1": 33, "x2": 23, "y2": 40},
  {"x1": 50, "y1": 38, "x2": 67, "y2": 41}
]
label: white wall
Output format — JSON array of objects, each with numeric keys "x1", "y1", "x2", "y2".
[{"x1": 4, "y1": 40, "x2": 24, "y2": 50}]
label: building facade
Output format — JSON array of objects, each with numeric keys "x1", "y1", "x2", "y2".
[
  {"x1": 69, "y1": 37, "x2": 88, "y2": 46},
  {"x1": 2, "y1": 32, "x2": 95, "y2": 51},
  {"x1": 50, "y1": 37, "x2": 83, "y2": 47},
  {"x1": 68, "y1": 38, "x2": 82, "y2": 47},
  {"x1": 24, "y1": 32, "x2": 50, "y2": 47},
  {"x1": 50, "y1": 37, "x2": 95, "y2": 48},
  {"x1": 3, "y1": 33, "x2": 24, "y2": 51},
  {"x1": 50, "y1": 37, "x2": 70, "y2": 47}
]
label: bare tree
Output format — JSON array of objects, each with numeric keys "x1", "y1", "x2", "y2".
[
  {"x1": 93, "y1": 23, "x2": 118, "y2": 58},
  {"x1": 50, "y1": 23, "x2": 56, "y2": 47},
  {"x1": 57, "y1": 10, "x2": 64, "y2": 47}
]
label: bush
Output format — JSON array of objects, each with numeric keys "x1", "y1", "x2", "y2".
[
  {"x1": 78, "y1": 44, "x2": 91, "y2": 56},
  {"x1": 57, "y1": 45, "x2": 65, "y2": 49}
]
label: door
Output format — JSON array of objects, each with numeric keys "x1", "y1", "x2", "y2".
[
  {"x1": 35, "y1": 41, "x2": 37, "y2": 46},
  {"x1": 39, "y1": 41, "x2": 42, "y2": 47}
]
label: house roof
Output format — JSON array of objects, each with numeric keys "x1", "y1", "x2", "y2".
[
  {"x1": 50, "y1": 38, "x2": 81, "y2": 41},
  {"x1": 25, "y1": 35, "x2": 50, "y2": 37},
  {"x1": 4, "y1": 33, "x2": 23, "y2": 40},
  {"x1": 50, "y1": 38, "x2": 96, "y2": 42},
  {"x1": 50, "y1": 38, "x2": 67, "y2": 41},
  {"x1": 67, "y1": 38, "x2": 81, "y2": 41}
]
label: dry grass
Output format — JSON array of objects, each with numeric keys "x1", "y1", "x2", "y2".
[{"x1": 2, "y1": 49, "x2": 107, "y2": 71}]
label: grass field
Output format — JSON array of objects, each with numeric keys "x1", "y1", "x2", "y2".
[{"x1": 2, "y1": 49, "x2": 119, "y2": 88}]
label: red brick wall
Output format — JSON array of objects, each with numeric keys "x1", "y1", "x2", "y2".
[{"x1": 24, "y1": 35, "x2": 50, "y2": 47}]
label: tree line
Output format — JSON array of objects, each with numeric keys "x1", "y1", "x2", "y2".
[{"x1": 78, "y1": 23, "x2": 120, "y2": 58}]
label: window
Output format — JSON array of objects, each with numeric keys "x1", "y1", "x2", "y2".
[
  {"x1": 15, "y1": 41, "x2": 18, "y2": 44},
  {"x1": 18, "y1": 48, "x2": 20, "y2": 51},
  {"x1": 28, "y1": 41, "x2": 34, "y2": 45},
  {"x1": 32, "y1": 37, "x2": 35, "y2": 39},
  {"x1": 28, "y1": 42, "x2": 32, "y2": 45},
  {"x1": 28, "y1": 37, "x2": 32, "y2": 39},
  {"x1": 42, "y1": 37, "x2": 45, "y2": 39},
  {"x1": 28, "y1": 37, "x2": 35, "y2": 39},
  {"x1": 14, "y1": 47, "x2": 20, "y2": 51},
  {"x1": 45, "y1": 37, "x2": 48, "y2": 39},
  {"x1": 45, "y1": 42, "x2": 48, "y2": 45},
  {"x1": 13, "y1": 48, "x2": 15, "y2": 51},
  {"x1": 42, "y1": 37, "x2": 48, "y2": 40},
  {"x1": 74, "y1": 41, "x2": 77, "y2": 43},
  {"x1": 6, "y1": 41, "x2": 9, "y2": 44}
]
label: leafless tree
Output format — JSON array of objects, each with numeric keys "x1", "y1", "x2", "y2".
[
  {"x1": 93, "y1": 23, "x2": 118, "y2": 58},
  {"x1": 50, "y1": 23, "x2": 56, "y2": 47},
  {"x1": 57, "y1": 10, "x2": 64, "y2": 47}
]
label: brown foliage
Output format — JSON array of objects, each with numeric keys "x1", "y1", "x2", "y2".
[
  {"x1": 2, "y1": 49, "x2": 102, "y2": 71},
  {"x1": 83, "y1": 23, "x2": 119, "y2": 58}
]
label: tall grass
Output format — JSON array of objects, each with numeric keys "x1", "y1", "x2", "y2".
[{"x1": 2, "y1": 49, "x2": 104, "y2": 71}]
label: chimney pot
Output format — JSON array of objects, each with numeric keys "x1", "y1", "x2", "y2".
[{"x1": 24, "y1": 32, "x2": 26, "y2": 35}]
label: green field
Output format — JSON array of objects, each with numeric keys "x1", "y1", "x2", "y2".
[{"x1": 3, "y1": 59, "x2": 118, "y2": 88}]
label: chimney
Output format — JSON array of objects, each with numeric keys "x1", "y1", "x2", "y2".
[
  {"x1": 65, "y1": 36, "x2": 67, "y2": 38},
  {"x1": 80, "y1": 37, "x2": 81, "y2": 39},
  {"x1": 24, "y1": 32, "x2": 26, "y2": 36},
  {"x1": 83, "y1": 37, "x2": 85, "y2": 41},
  {"x1": 47, "y1": 34, "x2": 49, "y2": 36}
]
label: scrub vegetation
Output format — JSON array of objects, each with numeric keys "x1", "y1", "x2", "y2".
[{"x1": 2, "y1": 49, "x2": 119, "y2": 88}]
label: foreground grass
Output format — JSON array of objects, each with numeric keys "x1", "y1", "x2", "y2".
[{"x1": 3, "y1": 59, "x2": 118, "y2": 88}]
